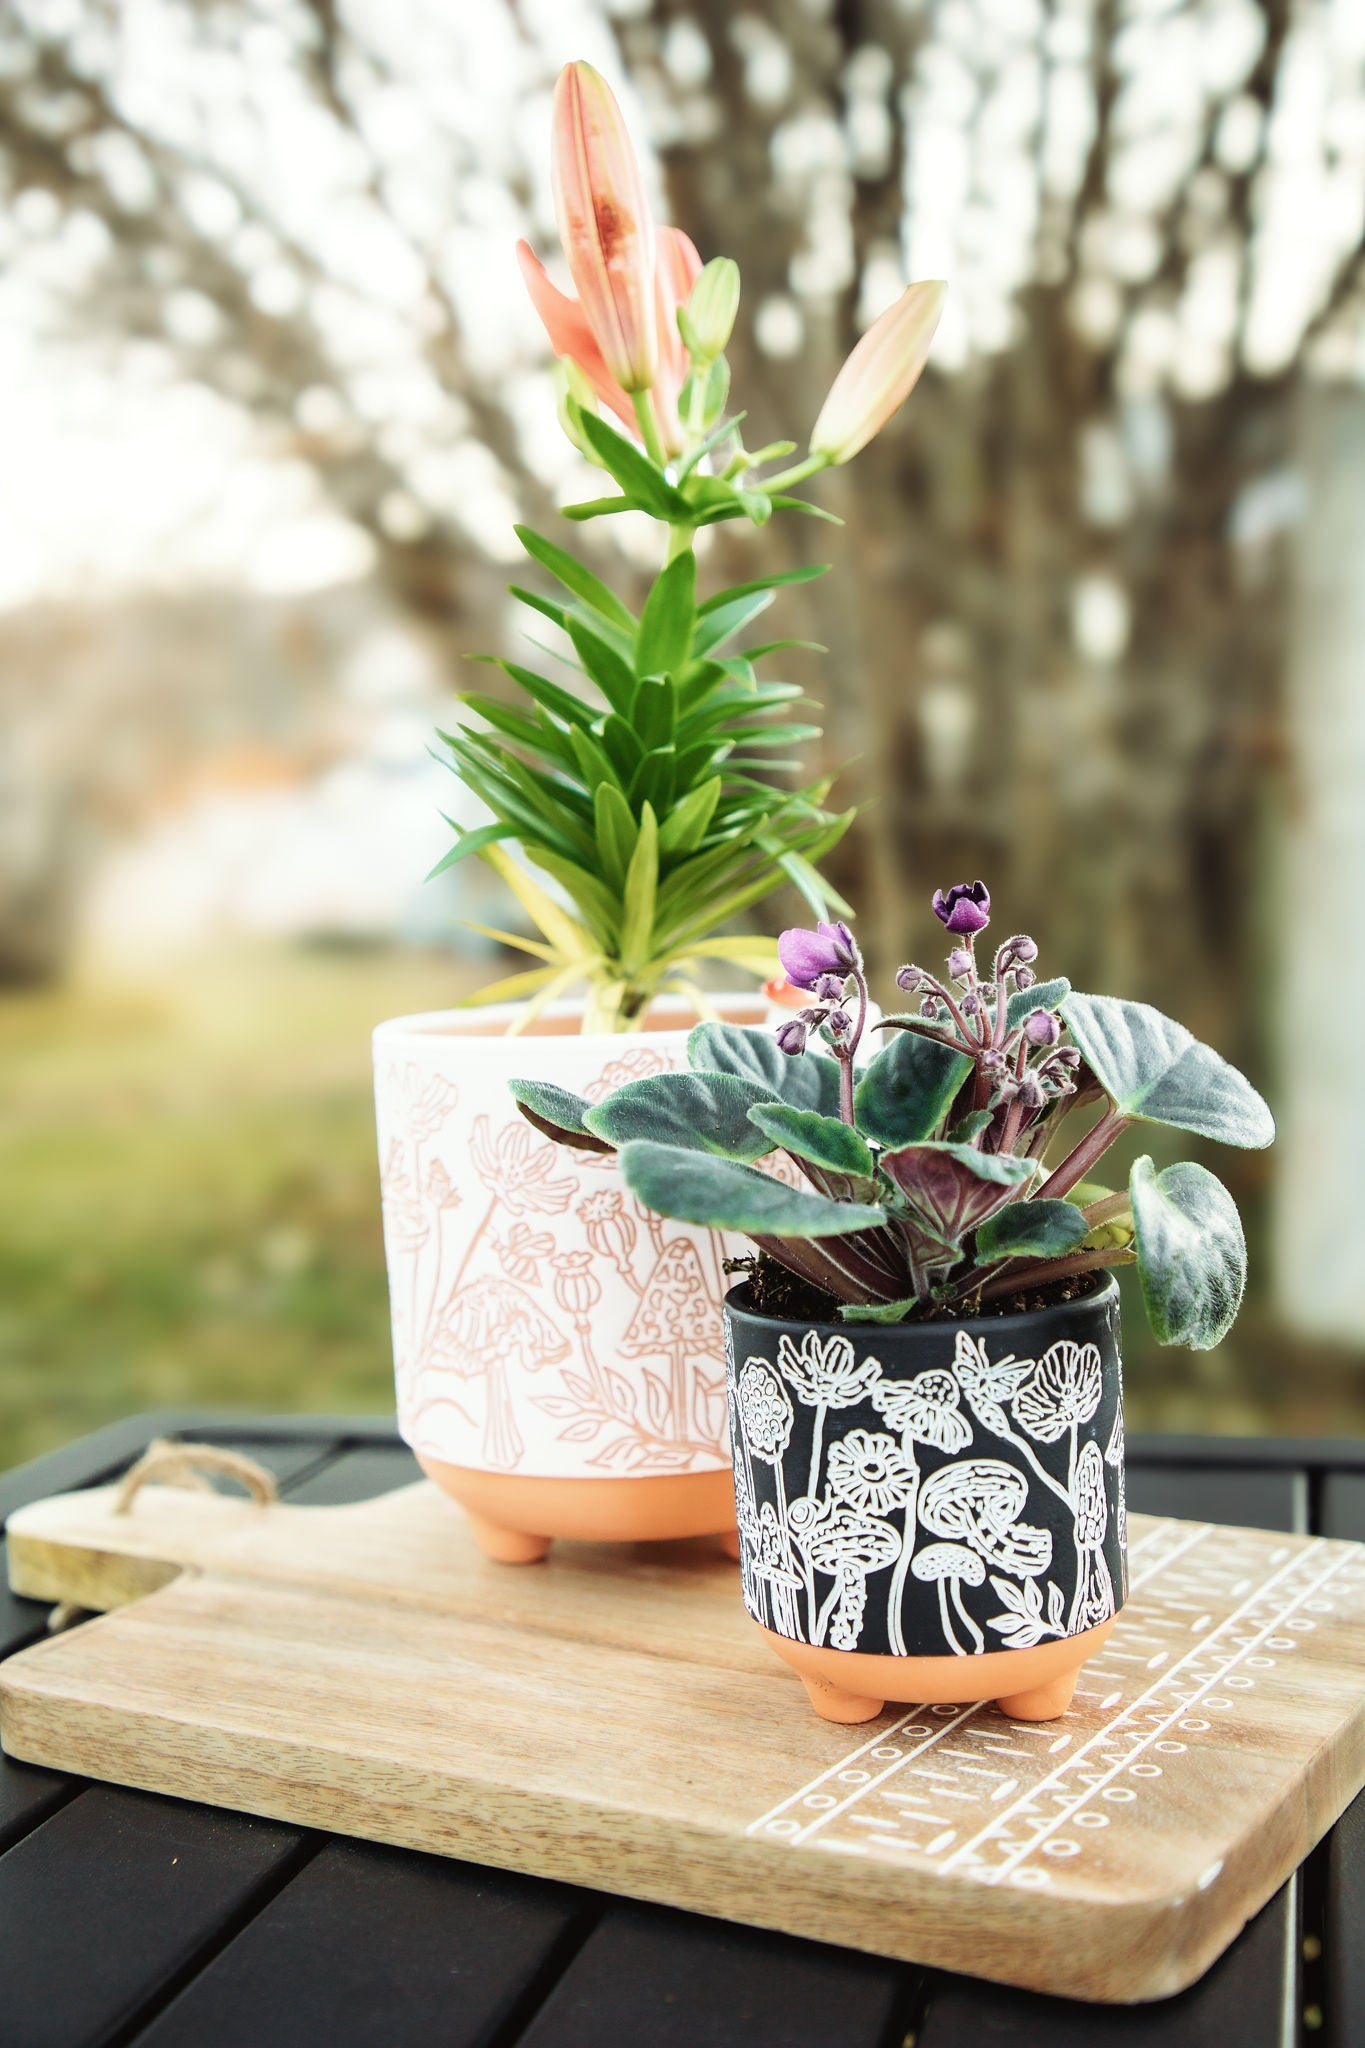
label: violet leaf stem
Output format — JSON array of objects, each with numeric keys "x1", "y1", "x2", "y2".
[{"x1": 1034, "y1": 1106, "x2": 1130, "y2": 1202}]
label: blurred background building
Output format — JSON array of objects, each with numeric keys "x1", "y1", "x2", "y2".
[{"x1": 2, "y1": 0, "x2": 1362, "y2": 1465}]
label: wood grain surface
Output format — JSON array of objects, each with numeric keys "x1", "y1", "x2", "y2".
[{"x1": 2, "y1": 1477, "x2": 1364, "y2": 2003}]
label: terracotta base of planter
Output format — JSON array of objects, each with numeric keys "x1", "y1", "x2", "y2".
[
  {"x1": 418, "y1": 1457, "x2": 740, "y2": 1564},
  {"x1": 757, "y1": 1616, "x2": 1117, "y2": 1724}
]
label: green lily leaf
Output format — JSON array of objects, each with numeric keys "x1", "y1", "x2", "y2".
[
  {"x1": 508, "y1": 1079, "x2": 613, "y2": 1154},
  {"x1": 854, "y1": 1033, "x2": 973, "y2": 1148},
  {"x1": 577, "y1": 413, "x2": 691, "y2": 521},
  {"x1": 636, "y1": 551, "x2": 696, "y2": 678},
  {"x1": 687, "y1": 1021, "x2": 842, "y2": 1117},
  {"x1": 1061, "y1": 994, "x2": 1275, "y2": 1148},
  {"x1": 975, "y1": 1199, "x2": 1090, "y2": 1262},
  {"x1": 618, "y1": 1141, "x2": 886, "y2": 1236},
  {"x1": 747, "y1": 1104, "x2": 876, "y2": 1180},
  {"x1": 838, "y1": 1298, "x2": 919, "y2": 1324},
  {"x1": 1129, "y1": 1155, "x2": 1247, "y2": 1350},
  {"x1": 513, "y1": 524, "x2": 636, "y2": 636},
  {"x1": 584, "y1": 1072, "x2": 777, "y2": 1161},
  {"x1": 1004, "y1": 976, "x2": 1071, "y2": 1034},
  {"x1": 879, "y1": 1143, "x2": 1037, "y2": 1240}
]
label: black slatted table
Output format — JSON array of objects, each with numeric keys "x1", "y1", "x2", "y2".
[{"x1": 1, "y1": 1414, "x2": 1360, "y2": 2048}]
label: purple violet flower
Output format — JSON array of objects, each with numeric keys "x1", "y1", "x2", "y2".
[
  {"x1": 777, "y1": 919, "x2": 858, "y2": 990},
  {"x1": 775, "y1": 1018, "x2": 809, "y2": 1057},
  {"x1": 931, "y1": 880, "x2": 991, "y2": 936}
]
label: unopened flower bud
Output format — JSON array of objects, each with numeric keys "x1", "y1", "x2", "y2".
[
  {"x1": 798, "y1": 1007, "x2": 827, "y2": 1025},
  {"x1": 980, "y1": 1048, "x2": 1004, "y2": 1071},
  {"x1": 1017, "y1": 1075, "x2": 1047, "y2": 1111},
  {"x1": 1024, "y1": 1008, "x2": 1061, "y2": 1047},
  {"x1": 920, "y1": 996, "x2": 941, "y2": 1019},
  {"x1": 1006, "y1": 934, "x2": 1038, "y2": 964},
  {"x1": 813, "y1": 973, "x2": 847, "y2": 1003},
  {"x1": 1013, "y1": 965, "x2": 1036, "y2": 991},
  {"x1": 1053, "y1": 1045, "x2": 1082, "y2": 1067},
  {"x1": 896, "y1": 964, "x2": 924, "y2": 992},
  {"x1": 961, "y1": 991, "x2": 981, "y2": 1017},
  {"x1": 775, "y1": 1019, "x2": 808, "y2": 1057},
  {"x1": 826, "y1": 1009, "x2": 852, "y2": 1038},
  {"x1": 677, "y1": 256, "x2": 740, "y2": 363},
  {"x1": 947, "y1": 947, "x2": 973, "y2": 981}
]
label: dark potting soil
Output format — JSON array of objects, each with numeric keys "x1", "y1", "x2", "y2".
[{"x1": 725, "y1": 1252, "x2": 1109, "y2": 1326}]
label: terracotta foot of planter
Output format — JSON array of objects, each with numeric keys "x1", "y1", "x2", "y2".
[
  {"x1": 418, "y1": 1457, "x2": 738, "y2": 1561},
  {"x1": 758, "y1": 1619, "x2": 1115, "y2": 1724}
]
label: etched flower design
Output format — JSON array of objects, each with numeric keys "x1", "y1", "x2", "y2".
[
  {"x1": 775, "y1": 1330, "x2": 881, "y2": 1409},
  {"x1": 551, "y1": 1249, "x2": 601, "y2": 1318},
  {"x1": 577, "y1": 1188, "x2": 638, "y2": 1281},
  {"x1": 827, "y1": 1429, "x2": 915, "y2": 1516},
  {"x1": 468, "y1": 1116, "x2": 576, "y2": 1215},
  {"x1": 495, "y1": 1222, "x2": 555, "y2": 1285},
  {"x1": 1012, "y1": 1341, "x2": 1103, "y2": 1443},
  {"x1": 736, "y1": 1358, "x2": 793, "y2": 1462},
  {"x1": 385, "y1": 1063, "x2": 460, "y2": 1140},
  {"x1": 871, "y1": 1367, "x2": 972, "y2": 1452},
  {"x1": 425, "y1": 1159, "x2": 463, "y2": 1210},
  {"x1": 952, "y1": 1330, "x2": 1033, "y2": 1410},
  {"x1": 378, "y1": 1140, "x2": 429, "y2": 1253}
]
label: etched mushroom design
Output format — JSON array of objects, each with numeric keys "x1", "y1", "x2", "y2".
[
  {"x1": 911, "y1": 1541, "x2": 987, "y2": 1655},
  {"x1": 802, "y1": 1510, "x2": 902, "y2": 1650},
  {"x1": 426, "y1": 1274, "x2": 570, "y2": 1471},
  {"x1": 619, "y1": 1238, "x2": 723, "y2": 1445},
  {"x1": 918, "y1": 1458, "x2": 1053, "y2": 1580},
  {"x1": 868, "y1": 1367, "x2": 975, "y2": 1655},
  {"x1": 1069, "y1": 1436, "x2": 1116, "y2": 1633}
]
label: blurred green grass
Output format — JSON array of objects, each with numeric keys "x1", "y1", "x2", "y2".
[
  {"x1": 0, "y1": 946, "x2": 472, "y2": 1471},
  {"x1": 2, "y1": 945, "x2": 1361, "y2": 1475}
]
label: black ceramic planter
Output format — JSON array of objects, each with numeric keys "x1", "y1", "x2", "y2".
[{"x1": 723, "y1": 1276, "x2": 1127, "y2": 1723}]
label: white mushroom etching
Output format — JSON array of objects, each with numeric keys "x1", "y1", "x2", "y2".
[
  {"x1": 912, "y1": 1542, "x2": 987, "y2": 1653},
  {"x1": 918, "y1": 1458, "x2": 1053, "y2": 1580},
  {"x1": 1069, "y1": 1437, "x2": 1115, "y2": 1632},
  {"x1": 800, "y1": 1508, "x2": 903, "y2": 1650},
  {"x1": 1107, "y1": 1405, "x2": 1128, "y2": 1598},
  {"x1": 869, "y1": 1367, "x2": 974, "y2": 1655}
]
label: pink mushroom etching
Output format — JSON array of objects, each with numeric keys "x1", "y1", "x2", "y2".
[
  {"x1": 428, "y1": 1274, "x2": 570, "y2": 1471},
  {"x1": 911, "y1": 1541, "x2": 987, "y2": 1653},
  {"x1": 619, "y1": 1237, "x2": 721, "y2": 1443}
]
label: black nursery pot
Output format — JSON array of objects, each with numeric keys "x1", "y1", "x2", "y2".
[{"x1": 722, "y1": 1276, "x2": 1127, "y2": 1725}]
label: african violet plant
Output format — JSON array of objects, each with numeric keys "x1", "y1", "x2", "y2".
[
  {"x1": 433, "y1": 61, "x2": 946, "y2": 1033},
  {"x1": 511, "y1": 882, "x2": 1275, "y2": 1349}
]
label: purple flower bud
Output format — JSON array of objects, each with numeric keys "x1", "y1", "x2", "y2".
[
  {"x1": 825, "y1": 1009, "x2": 852, "y2": 1038},
  {"x1": 798, "y1": 1007, "x2": 828, "y2": 1025},
  {"x1": 896, "y1": 964, "x2": 924, "y2": 992},
  {"x1": 1005, "y1": 934, "x2": 1038, "y2": 964},
  {"x1": 961, "y1": 991, "x2": 982, "y2": 1017},
  {"x1": 980, "y1": 1048, "x2": 1004, "y2": 1071},
  {"x1": 777, "y1": 920, "x2": 859, "y2": 991},
  {"x1": 1053, "y1": 1045, "x2": 1082, "y2": 1067},
  {"x1": 920, "y1": 996, "x2": 941, "y2": 1019},
  {"x1": 813, "y1": 973, "x2": 847, "y2": 1003},
  {"x1": 947, "y1": 947, "x2": 973, "y2": 981},
  {"x1": 1013, "y1": 965, "x2": 1036, "y2": 991},
  {"x1": 1017, "y1": 1075, "x2": 1047, "y2": 1111},
  {"x1": 775, "y1": 1019, "x2": 808, "y2": 1057},
  {"x1": 931, "y1": 880, "x2": 991, "y2": 936},
  {"x1": 1024, "y1": 1008, "x2": 1061, "y2": 1047}
]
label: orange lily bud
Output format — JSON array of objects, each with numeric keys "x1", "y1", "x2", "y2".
[
  {"x1": 653, "y1": 226, "x2": 703, "y2": 456},
  {"x1": 551, "y1": 62, "x2": 658, "y2": 394},
  {"x1": 809, "y1": 280, "x2": 946, "y2": 465}
]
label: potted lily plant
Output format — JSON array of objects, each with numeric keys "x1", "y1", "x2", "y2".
[
  {"x1": 511, "y1": 883, "x2": 1274, "y2": 1717},
  {"x1": 374, "y1": 60, "x2": 946, "y2": 1562}
]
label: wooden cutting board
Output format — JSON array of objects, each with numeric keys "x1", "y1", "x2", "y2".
[{"x1": 3, "y1": 1474, "x2": 1365, "y2": 2003}]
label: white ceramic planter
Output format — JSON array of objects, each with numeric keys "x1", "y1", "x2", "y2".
[{"x1": 373, "y1": 994, "x2": 771, "y2": 1555}]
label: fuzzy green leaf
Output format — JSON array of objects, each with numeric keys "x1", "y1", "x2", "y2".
[
  {"x1": 1062, "y1": 994, "x2": 1275, "y2": 1148},
  {"x1": 1004, "y1": 976, "x2": 1071, "y2": 1033},
  {"x1": 747, "y1": 1104, "x2": 876, "y2": 1179},
  {"x1": 584, "y1": 1073, "x2": 776, "y2": 1161},
  {"x1": 1130, "y1": 1155, "x2": 1247, "y2": 1349},
  {"x1": 618, "y1": 1141, "x2": 886, "y2": 1236},
  {"x1": 508, "y1": 1079, "x2": 612, "y2": 1154},
  {"x1": 975, "y1": 1198, "x2": 1090, "y2": 1262},
  {"x1": 839, "y1": 1298, "x2": 919, "y2": 1324},
  {"x1": 879, "y1": 1143, "x2": 1037, "y2": 1241},
  {"x1": 687, "y1": 1021, "x2": 842, "y2": 1117},
  {"x1": 854, "y1": 1033, "x2": 973, "y2": 1148},
  {"x1": 636, "y1": 551, "x2": 696, "y2": 678}
]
